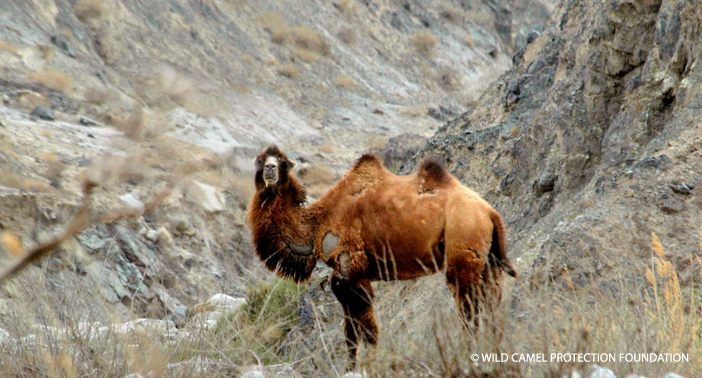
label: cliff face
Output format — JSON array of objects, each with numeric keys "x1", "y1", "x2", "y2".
[{"x1": 408, "y1": 0, "x2": 702, "y2": 287}]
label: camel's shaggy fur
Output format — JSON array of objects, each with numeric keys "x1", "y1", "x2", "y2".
[{"x1": 247, "y1": 146, "x2": 518, "y2": 365}]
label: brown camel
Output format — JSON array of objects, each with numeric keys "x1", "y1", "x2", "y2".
[{"x1": 247, "y1": 146, "x2": 518, "y2": 364}]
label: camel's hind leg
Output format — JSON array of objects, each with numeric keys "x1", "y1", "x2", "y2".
[
  {"x1": 330, "y1": 272, "x2": 378, "y2": 366},
  {"x1": 445, "y1": 251, "x2": 504, "y2": 343}
]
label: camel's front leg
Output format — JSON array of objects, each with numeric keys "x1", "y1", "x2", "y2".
[{"x1": 330, "y1": 271, "x2": 378, "y2": 367}]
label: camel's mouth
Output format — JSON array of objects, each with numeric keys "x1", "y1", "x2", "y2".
[{"x1": 263, "y1": 171, "x2": 278, "y2": 187}]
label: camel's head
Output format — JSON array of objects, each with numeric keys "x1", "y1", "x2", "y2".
[
  {"x1": 253, "y1": 146, "x2": 306, "y2": 205},
  {"x1": 254, "y1": 145, "x2": 296, "y2": 188}
]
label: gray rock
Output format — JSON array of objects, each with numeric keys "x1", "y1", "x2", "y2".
[
  {"x1": 342, "y1": 373, "x2": 364, "y2": 378},
  {"x1": 670, "y1": 183, "x2": 693, "y2": 195},
  {"x1": 207, "y1": 294, "x2": 247, "y2": 314},
  {"x1": 0, "y1": 327, "x2": 10, "y2": 343},
  {"x1": 51, "y1": 35, "x2": 77, "y2": 57},
  {"x1": 241, "y1": 371, "x2": 264, "y2": 378},
  {"x1": 30, "y1": 105, "x2": 54, "y2": 121},
  {"x1": 590, "y1": 366, "x2": 616, "y2": 378},
  {"x1": 113, "y1": 319, "x2": 178, "y2": 338},
  {"x1": 119, "y1": 193, "x2": 145, "y2": 212},
  {"x1": 123, "y1": 373, "x2": 145, "y2": 378},
  {"x1": 86, "y1": 261, "x2": 130, "y2": 303},
  {"x1": 79, "y1": 117, "x2": 100, "y2": 126},
  {"x1": 184, "y1": 180, "x2": 226, "y2": 213}
]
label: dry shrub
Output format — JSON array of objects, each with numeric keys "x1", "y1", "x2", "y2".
[
  {"x1": 334, "y1": 75, "x2": 357, "y2": 90},
  {"x1": 0, "y1": 40, "x2": 18, "y2": 54},
  {"x1": 411, "y1": 30, "x2": 438, "y2": 56},
  {"x1": 29, "y1": 71, "x2": 72, "y2": 93},
  {"x1": 289, "y1": 26, "x2": 330, "y2": 55},
  {"x1": 338, "y1": 27, "x2": 356, "y2": 45},
  {"x1": 263, "y1": 57, "x2": 278, "y2": 65},
  {"x1": 84, "y1": 87, "x2": 111, "y2": 105},
  {"x1": 276, "y1": 65, "x2": 299, "y2": 78},
  {"x1": 260, "y1": 13, "x2": 288, "y2": 44},
  {"x1": 292, "y1": 48, "x2": 317, "y2": 63},
  {"x1": 75, "y1": 0, "x2": 103, "y2": 21},
  {"x1": 0, "y1": 169, "x2": 50, "y2": 192},
  {"x1": 40, "y1": 152, "x2": 67, "y2": 182},
  {"x1": 464, "y1": 36, "x2": 475, "y2": 47},
  {"x1": 241, "y1": 54, "x2": 255, "y2": 65},
  {"x1": 438, "y1": 67, "x2": 459, "y2": 91},
  {"x1": 114, "y1": 111, "x2": 145, "y2": 140},
  {"x1": 438, "y1": 1, "x2": 464, "y2": 24},
  {"x1": 337, "y1": 0, "x2": 356, "y2": 14}
]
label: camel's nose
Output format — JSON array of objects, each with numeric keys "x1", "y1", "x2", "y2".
[{"x1": 265, "y1": 163, "x2": 276, "y2": 171}]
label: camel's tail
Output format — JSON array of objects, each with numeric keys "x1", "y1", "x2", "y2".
[{"x1": 489, "y1": 210, "x2": 519, "y2": 280}]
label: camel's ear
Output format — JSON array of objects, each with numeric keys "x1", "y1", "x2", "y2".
[
  {"x1": 281, "y1": 159, "x2": 296, "y2": 172},
  {"x1": 253, "y1": 157, "x2": 263, "y2": 171}
]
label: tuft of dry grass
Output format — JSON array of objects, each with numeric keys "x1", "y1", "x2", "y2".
[
  {"x1": 0, "y1": 40, "x2": 18, "y2": 54},
  {"x1": 438, "y1": 1, "x2": 464, "y2": 24},
  {"x1": 84, "y1": 87, "x2": 111, "y2": 105},
  {"x1": 337, "y1": 0, "x2": 357, "y2": 14},
  {"x1": 113, "y1": 110, "x2": 145, "y2": 140},
  {"x1": 241, "y1": 54, "x2": 255, "y2": 65},
  {"x1": 289, "y1": 26, "x2": 330, "y2": 55},
  {"x1": 292, "y1": 48, "x2": 317, "y2": 63},
  {"x1": 75, "y1": 0, "x2": 103, "y2": 21},
  {"x1": 39, "y1": 152, "x2": 67, "y2": 183},
  {"x1": 438, "y1": 67, "x2": 459, "y2": 91},
  {"x1": 276, "y1": 65, "x2": 299, "y2": 78},
  {"x1": 464, "y1": 36, "x2": 475, "y2": 47},
  {"x1": 29, "y1": 71, "x2": 72, "y2": 93},
  {"x1": 260, "y1": 13, "x2": 288, "y2": 44},
  {"x1": 411, "y1": 30, "x2": 438, "y2": 56},
  {"x1": 333, "y1": 75, "x2": 357, "y2": 91},
  {"x1": 338, "y1": 27, "x2": 356, "y2": 45},
  {"x1": 263, "y1": 57, "x2": 278, "y2": 65}
]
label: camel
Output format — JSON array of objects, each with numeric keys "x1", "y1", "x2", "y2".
[{"x1": 247, "y1": 146, "x2": 518, "y2": 364}]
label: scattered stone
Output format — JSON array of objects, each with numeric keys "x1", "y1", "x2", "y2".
[
  {"x1": 207, "y1": 294, "x2": 247, "y2": 314},
  {"x1": 123, "y1": 373, "x2": 145, "y2": 378},
  {"x1": 427, "y1": 107, "x2": 442, "y2": 120},
  {"x1": 119, "y1": 193, "x2": 145, "y2": 213},
  {"x1": 533, "y1": 173, "x2": 557, "y2": 195},
  {"x1": 86, "y1": 261, "x2": 130, "y2": 303},
  {"x1": 670, "y1": 183, "x2": 694, "y2": 195},
  {"x1": 30, "y1": 105, "x2": 55, "y2": 121},
  {"x1": 184, "y1": 180, "x2": 226, "y2": 213},
  {"x1": 96, "y1": 70, "x2": 108, "y2": 84},
  {"x1": 113, "y1": 319, "x2": 178, "y2": 338},
  {"x1": 241, "y1": 371, "x2": 264, "y2": 378},
  {"x1": 156, "y1": 226, "x2": 174, "y2": 247},
  {"x1": 589, "y1": 366, "x2": 615, "y2": 378},
  {"x1": 0, "y1": 327, "x2": 10, "y2": 343},
  {"x1": 659, "y1": 197, "x2": 685, "y2": 214},
  {"x1": 79, "y1": 117, "x2": 99, "y2": 126},
  {"x1": 342, "y1": 373, "x2": 364, "y2": 378},
  {"x1": 145, "y1": 229, "x2": 159, "y2": 242},
  {"x1": 51, "y1": 35, "x2": 77, "y2": 57}
]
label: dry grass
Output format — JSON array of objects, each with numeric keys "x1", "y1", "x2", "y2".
[
  {"x1": 0, "y1": 40, "x2": 18, "y2": 54},
  {"x1": 75, "y1": 0, "x2": 103, "y2": 21},
  {"x1": 289, "y1": 26, "x2": 330, "y2": 55},
  {"x1": 0, "y1": 170, "x2": 50, "y2": 192},
  {"x1": 464, "y1": 36, "x2": 475, "y2": 47},
  {"x1": 292, "y1": 48, "x2": 317, "y2": 63},
  {"x1": 276, "y1": 65, "x2": 299, "y2": 78},
  {"x1": 438, "y1": 67, "x2": 460, "y2": 91},
  {"x1": 241, "y1": 54, "x2": 255, "y2": 65},
  {"x1": 263, "y1": 57, "x2": 278, "y2": 66},
  {"x1": 0, "y1": 218, "x2": 699, "y2": 377},
  {"x1": 113, "y1": 110, "x2": 145, "y2": 140},
  {"x1": 29, "y1": 71, "x2": 72, "y2": 93},
  {"x1": 84, "y1": 87, "x2": 111, "y2": 105},
  {"x1": 338, "y1": 27, "x2": 356, "y2": 45},
  {"x1": 337, "y1": 0, "x2": 357, "y2": 14},
  {"x1": 334, "y1": 75, "x2": 358, "y2": 91},
  {"x1": 260, "y1": 13, "x2": 288, "y2": 44},
  {"x1": 438, "y1": 1, "x2": 464, "y2": 24},
  {"x1": 39, "y1": 152, "x2": 67, "y2": 183},
  {"x1": 411, "y1": 30, "x2": 438, "y2": 56}
]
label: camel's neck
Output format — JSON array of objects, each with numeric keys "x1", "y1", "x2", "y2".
[{"x1": 247, "y1": 176, "x2": 318, "y2": 282}]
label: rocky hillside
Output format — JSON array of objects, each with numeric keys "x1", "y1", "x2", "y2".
[
  {"x1": 0, "y1": 0, "x2": 564, "y2": 377},
  {"x1": 408, "y1": 0, "x2": 702, "y2": 289}
]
